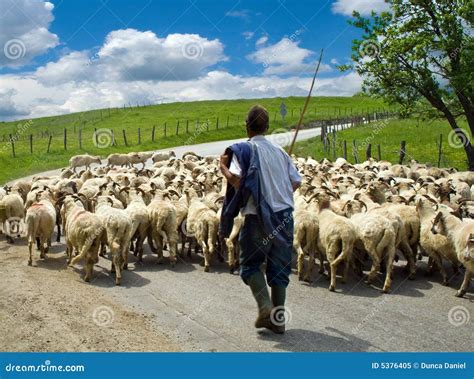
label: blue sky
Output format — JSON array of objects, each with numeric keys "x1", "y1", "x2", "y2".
[{"x1": 0, "y1": 0, "x2": 389, "y2": 120}]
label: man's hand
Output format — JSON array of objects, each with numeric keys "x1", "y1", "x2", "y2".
[
  {"x1": 220, "y1": 153, "x2": 240, "y2": 189},
  {"x1": 219, "y1": 154, "x2": 229, "y2": 172}
]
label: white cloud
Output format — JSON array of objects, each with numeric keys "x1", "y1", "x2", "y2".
[
  {"x1": 0, "y1": 88, "x2": 29, "y2": 118},
  {"x1": 0, "y1": 70, "x2": 363, "y2": 120},
  {"x1": 242, "y1": 31, "x2": 254, "y2": 40},
  {"x1": 255, "y1": 36, "x2": 268, "y2": 47},
  {"x1": 0, "y1": 28, "x2": 361, "y2": 121},
  {"x1": 247, "y1": 38, "x2": 331, "y2": 76},
  {"x1": 225, "y1": 10, "x2": 250, "y2": 19},
  {"x1": 332, "y1": 0, "x2": 390, "y2": 16},
  {"x1": 0, "y1": 0, "x2": 59, "y2": 68},
  {"x1": 330, "y1": 58, "x2": 340, "y2": 65},
  {"x1": 35, "y1": 29, "x2": 227, "y2": 85}
]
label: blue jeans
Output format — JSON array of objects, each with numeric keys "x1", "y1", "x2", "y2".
[{"x1": 238, "y1": 210, "x2": 294, "y2": 287}]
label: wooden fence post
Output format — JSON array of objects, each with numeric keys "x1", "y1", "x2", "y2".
[
  {"x1": 343, "y1": 140, "x2": 347, "y2": 160},
  {"x1": 226, "y1": 115, "x2": 229, "y2": 128},
  {"x1": 9, "y1": 134, "x2": 15, "y2": 158},
  {"x1": 366, "y1": 143, "x2": 372, "y2": 160},
  {"x1": 79, "y1": 129, "x2": 82, "y2": 149},
  {"x1": 164, "y1": 122, "x2": 167, "y2": 137},
  {"x1": 152, "y1": 125, "x2": 155, "y2": 142},
  {"x1": 47, "y1": 135, "x2": 52, "y2": 153},
  {"x1": 111, "y1": 130, "x2": 116, "y2": 146},
  {"x1": 94, "y1": 128, "x2": 98, "y2": 146},
  {"x1": 216, "y1": 117, "x2": 219, "y2": 130},
  {"x1": 377, "y1": 144, "x2": 381, "y2": 161},
  {"x1": 399, "y1": 141, "x2": 406, "y2": 164},
  {"x1": 123, "y1": 129, "x2": 128, "y2": 146},
  {"x1": 437, "y1": 134, "x2": 442, "y2": 168},
  {"x1": 63, "y1": 128, "x2": 67, "y2": 151},
  {"x1": 29, "y1": 134, "x2": 33, "y2": 154},
  {"x1": 138, "y1": 128, "x2": 141, "y2": 144},
  {"x1": 186, "y1": 120, "x2": 189, "y2": 133},
  {"x1": 352, "y1": 140, "x2": 359, "y2": 163}
]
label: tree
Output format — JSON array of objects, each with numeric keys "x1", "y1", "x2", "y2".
[{"x1": 341, "y1": 0, "x2": 474, "y2": 170}]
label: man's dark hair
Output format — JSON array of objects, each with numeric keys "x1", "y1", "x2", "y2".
[{"x1": 246, "y1": 105, "x2": 269, "y2": 133}]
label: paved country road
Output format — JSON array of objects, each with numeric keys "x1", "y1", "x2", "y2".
[{"x1": 1, "y1": 126, "x2": 472, "y2": 352}]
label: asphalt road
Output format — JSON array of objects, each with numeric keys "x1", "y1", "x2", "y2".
[{"x1": 4, "y1": 125, "x2": 473, "y2": 352}]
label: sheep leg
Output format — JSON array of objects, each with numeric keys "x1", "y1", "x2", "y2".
[
  {"x1": 46, "y1": 238, "x2": 51, "y2": 254},
  {"x1": 36, "y1": 237, "x2": 41, "y2": 250},
  {"x1": 425, "y1": 256, "x2": 435, "y2": 276},
  {"x1": 84, "y1": 257, "x2": 95, "y2": 283},
  {"x1": 202, "y1": 246, "x2": 211, "y2": 272},
  {"x1": 305, "y1": 249, "x2": 316, "y2": 283},
  {"x1": 66, "y1": 240, "x2": 73, "y2": 264},
  {"x1": 39, "y1": 238, "x2": 46, "y2": 259},
  {"x1": 455, "y1": 270, "x2": 472, "y2": 298},
  {"x1": 366, "y1": 255, "x2": 381, "y2": 285},
  {"x1": 382, "y1": 249, "x2": 396, "y2": 293},
  {"x1": 296, "y1": 244, "x2": 305, "y2": 281},
  {"x1": 399, "y1": 241, "x2": 416, "y2": 279},
  {"x1": 56, "y1": 221, "x2": 61, "y2": 243},
  {"x1": 226, "y1": 238, "x2": 236, "y2": 274},
  {"x1": 432, "y1": 253, "x2": 448, "y2": 286},
  {"x1": 153, "y1": 233, "x2": 164, "y2": 263},
  {"x1": 28, "y1": 239, "x2": 33, "y2": 266}
]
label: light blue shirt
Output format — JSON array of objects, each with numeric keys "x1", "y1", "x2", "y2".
[{"x1": 229, "y1": 135, "x2": 301, "y2": 215}]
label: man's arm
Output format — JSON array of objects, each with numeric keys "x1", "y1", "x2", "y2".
[{"x1": 220, "y1": 154, "x2": 241, "y2": 189}]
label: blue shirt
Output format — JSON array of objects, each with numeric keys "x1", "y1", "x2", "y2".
[{"x1": 229, "y1": 135, "x2": 301, "y2": 215}]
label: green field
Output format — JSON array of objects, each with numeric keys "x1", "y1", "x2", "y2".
[
  {"x1": 292, "y1": 118, "x2": 471, "y2": 171},
  {"x1": 0, "y1": 96, "x2": 388, "y2": 184}
]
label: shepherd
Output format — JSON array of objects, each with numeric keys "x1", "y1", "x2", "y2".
[{"x1": 219, "y1": 105, "x2": 301, "y2": 334}]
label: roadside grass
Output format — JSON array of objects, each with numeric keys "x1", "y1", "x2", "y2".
[
  {"x1": 0, "y1": 96, "x2": 389, "y2": 183},
  {"x1": 292, "y1": 118, "x2": 471, "y2": 171}
]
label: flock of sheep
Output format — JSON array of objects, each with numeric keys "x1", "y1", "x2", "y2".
[{"x1": 0, "y1": 151, "x2": 473, "y2": 298}]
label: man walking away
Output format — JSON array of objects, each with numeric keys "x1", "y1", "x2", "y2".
[{"x1": 219, "y1": 105, "x2": 301, "y2": 334}]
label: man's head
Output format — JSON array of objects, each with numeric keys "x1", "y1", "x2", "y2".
[{"x1": 246, "y1": 105, "x2": 269, "y2": 137}]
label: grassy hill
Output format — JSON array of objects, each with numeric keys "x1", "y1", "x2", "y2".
[
  {"x1": 293, "y1": 118, "x2": 471, "y2": 171},
  {"x1": 0, "y1": 96, "x2": 388, "y2": 183}
]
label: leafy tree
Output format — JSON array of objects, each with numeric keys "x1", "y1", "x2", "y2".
[{"x1": 341, "y1": 0, "x2": 474, "y2": 170}]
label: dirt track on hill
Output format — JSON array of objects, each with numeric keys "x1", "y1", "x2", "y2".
[{"x1": 0, "y1": 239, "x2": 179, "y2": 352}]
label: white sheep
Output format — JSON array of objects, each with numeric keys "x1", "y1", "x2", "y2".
[
  {"x1": 151, "y1": 150, "x2": 176, "y2": 163},
  {"x1": 25, "y1": 190, "x2": 56, "y2": 266},
  {"x1": 60, "y1": 196, "x2": 103, "y2": 282},
  {"x1": 69, "y1": 154, "x2": 102, "y2": 172},
  {"x1": 432, "y1": 211, "x2": 474, "y2": 297},
  {"x1": 95, "y1": 196, "x2": 133, "y2": 285}
]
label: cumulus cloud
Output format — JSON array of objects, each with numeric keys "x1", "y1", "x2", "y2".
[
  {"x1": 247, "y1": 38, "x2": 331, "y2": 76},
  {"x1": 332, "y1": 0, "x2": 390, "y2": 16},
  {"x1": 0, "y1": 70, "x2": 363, "y2": 120},
  {"x1": 242, "y1": 31, "x2": 254, "y2": 40},
  {"x1": 255, "y1": 36, "x2": 268, "y2": 47},
  {"x1": 35, "y1": 29, "x2": 226, "y2": 85},
  {"x1": 0, "y1": 88, "x2": 29, "y2": 118},
  {"x1": 0, "y1": 0, "x2": 59, "y2": 68}
]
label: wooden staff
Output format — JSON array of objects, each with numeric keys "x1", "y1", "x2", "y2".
[{"x1": 288, "y1": 49, "x2": 324, "y2": 155}]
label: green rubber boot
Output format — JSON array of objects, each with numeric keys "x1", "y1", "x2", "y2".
[
  {"x1": 270, "y1": 286, "x2": 287, "y2": 334},
  {"x1": 247, "y1": 272, "x2": 273, "y2": 330}
]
